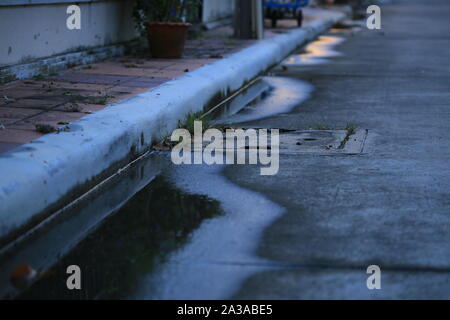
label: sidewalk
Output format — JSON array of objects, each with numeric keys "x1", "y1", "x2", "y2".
[{"x1": 0, "y1": 16, "x2": 317, "y2": 154}]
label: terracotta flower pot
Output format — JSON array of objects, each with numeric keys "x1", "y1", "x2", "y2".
[{"x1": 145, "y1": 22, "x2": 191, "y2": 59}]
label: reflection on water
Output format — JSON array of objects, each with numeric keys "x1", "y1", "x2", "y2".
[
  {"x1": 15, "y1": 174, "x2": 223, "y2": 300},
  {"x1": 12, "y1": 162, "x2": 283, "y2": 300},
  {"x1": 131, "y1": 164, "x2": 284, "y2": 300},
  {"x1": 210, "y1": 36, "x2": 344, "y2": 125},
  {"x1": 214, "y1": 76, "x2": 313, "y2": 124},
  {"x1": 283, "y1": 35, "x2": 345, "y2": 66}
]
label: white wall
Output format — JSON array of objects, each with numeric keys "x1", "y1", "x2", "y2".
[
  {"x1": 202, "y1": 0, "x2": 235, "y2": 23},
  {"x1": 0, "y1": 0, "x2": 136, "y2": 67},
  {"x1": 0, "y1": 0, "x2": 238, "y2": 68}
]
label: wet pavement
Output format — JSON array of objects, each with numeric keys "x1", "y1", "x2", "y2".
[
  {"x1": 3, "y1": 0, "x2": 450, "y2": 299},
  {"x1": 227, "y1": 0, "x2": 450, "y2": 299}
]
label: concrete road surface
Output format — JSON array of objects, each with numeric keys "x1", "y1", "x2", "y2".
[{"x1": 226, "y1": 0, "x2": 450, "y2": 299}]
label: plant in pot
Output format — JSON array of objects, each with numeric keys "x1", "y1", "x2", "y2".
[{"x1": 133, "y1": 0, "x2": 200, "y2": 59}]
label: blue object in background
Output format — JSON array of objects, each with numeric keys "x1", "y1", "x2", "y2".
[{"x1": 263, "y1": 0, "x2": 309, "y2": 28}]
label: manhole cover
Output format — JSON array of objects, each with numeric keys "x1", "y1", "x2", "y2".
[
  {"x1": 168, "y1": 128, "x2": 367, "y2": 156},
  {"x1": 278, "y1": 129, "x2": 367, "y2": 155}
]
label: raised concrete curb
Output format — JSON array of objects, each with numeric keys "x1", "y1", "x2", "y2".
[{"x1": 0, "y1": 9, "x2": 345, "y2": 246}]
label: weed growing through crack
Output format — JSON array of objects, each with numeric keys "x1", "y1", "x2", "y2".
[
  {"x1": 153, "y1": 111, "x2": 231, "y2": 151},
  {"x1": 182, "y1": 111, "x2": 211, "y2": 134},
  {"x1": 312, "y1": 123, "x2": 335, "y2": 130},
  {"x1": 35, "y1": 124, "x2": 57, "y2": 133},
  {"x1": 35, "y1": 123, "x2": 70, "y2": 134},
  {"x1": 339, "y1": 123, "x2": 357, "y2": 149},
  {"x1": 346, "y1": 123, "x2": 357, "y2": 135},
  {"x1": 91, "y1": 94, "x2": 113, "y2": 105},
  {"x1": 63, "y1": 103, "x2": 83, "y2": 112},
  {"x1": 32, "y1": 74, "x2": 46, "y2": 81}
]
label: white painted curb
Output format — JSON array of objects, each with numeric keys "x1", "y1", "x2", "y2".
[{"x1": 0, "y1": 9, "x2": 344, "y2": 243}]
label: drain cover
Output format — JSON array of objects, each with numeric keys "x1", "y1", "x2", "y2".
[
  {"x1": 171, "y1": 128, "x2": 367, "y2": 156},
  {"x1": 278, "y1": 129, "x2": 367, "y2": 155}
]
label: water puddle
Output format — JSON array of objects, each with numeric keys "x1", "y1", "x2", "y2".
[
  {"x1": 207, "y1": 36, "x2": 345, "y2": 125},
  {"x1": 130, "y1": 164, "x2": 284, "y2": 299},
  {"x1": 283, "y1": 35, "x2": 345, "y2": 66},
  {"x1": 6, "y1": 157, "x2": 283, "y2": 300},
  {"x1": 11, "y1": 162, "x2": 223, "y2": 300},
  {"x1": 213, "y1": 76, "x2": 313, "y2": 124}
]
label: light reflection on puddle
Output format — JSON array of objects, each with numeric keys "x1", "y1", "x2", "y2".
[
  {"x1": 283, "y1": 35, "x2": 345, "y2": 66},
  {"x1": 131, "y1": 164, "x2": 285, "y2": 299},
  {"x1": 214, "y1": 76, "x2": 313, "y2": 124}
]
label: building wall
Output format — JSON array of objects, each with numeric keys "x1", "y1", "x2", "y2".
[
  {"x1": 202, "y1": 0, "x2": 235, "y2": 24},
  {"x1": 0, "y1": 0, "x2": 136, "y2": 67},
  {"x1": 0, "y1": 0, "x2": 236, "y2": 68}
]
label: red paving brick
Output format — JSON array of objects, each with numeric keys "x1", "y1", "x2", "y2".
[
  {"x1": 53, "y1": 103, "x2": 106, "y2": 114},
  {"x1": 0, "y1": 128, "x2": 42, "y2": 144},
  {"x1": 0, "y1": 107, "x2": 43, "y2": 122},
  {"x1": 8, "y1": 112, "x2": 85, "y2": 131},
  {"x1": 5, "y1": 98, "x2": 63, "y2": 110}
]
